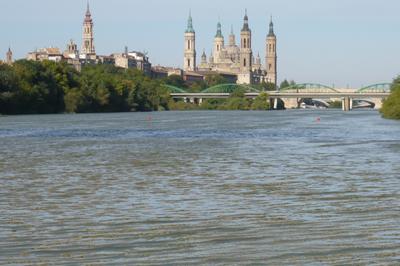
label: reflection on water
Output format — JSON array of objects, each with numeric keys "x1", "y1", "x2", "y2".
[{"x1": 1, "y1": 110, "x2": 400, "y2": 264}]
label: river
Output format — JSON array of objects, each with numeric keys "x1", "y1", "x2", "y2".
[{"x1": 0, "y1": 110, "x2": 399, "y2": 264}]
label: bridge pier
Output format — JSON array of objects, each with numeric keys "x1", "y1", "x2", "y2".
[
  {"x1": 273, "y1": 98, "x2": 278, "y2": 110},
  {"x1": 342, "y1": 97, "x2": 353, "y2": 111}
]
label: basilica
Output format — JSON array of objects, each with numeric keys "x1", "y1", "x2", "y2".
[{"x1": 184, "y1": 11, "x2": 277, "y2": 85}]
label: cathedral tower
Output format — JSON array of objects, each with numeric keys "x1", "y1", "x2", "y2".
[
  {"x1": 183, "y1": 11, "x2": 196, "y2": 71},
  {"x1": 6, "y1": 47, "x2": 13, "y2": 65},
  {"x1": 266, "y1": 17, "x2": 277, "y2": 86},
  {"x1": 82, "y1": 2, "x2": 95, "y2": 56},
  {"x1": 240, "y1": 10, "x2": 252, "y2": 73},
  {"x1": 229, "y1": 25, "x2": 236, "y2": 47},
  {"x1": 238, "y1": 10, "x2": 253, "y2": 84},
  {"x1": 213, "y1": 21, "x2": 224, "y2": 64}
]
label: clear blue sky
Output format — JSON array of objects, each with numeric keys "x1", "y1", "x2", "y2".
[{"x1": 1, "y1": 0, "x2": 399, "y2": 88}]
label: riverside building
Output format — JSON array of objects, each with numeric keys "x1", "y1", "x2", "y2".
[{"x1": 26, "y1": 3, "x2": 152, "y2": 74}]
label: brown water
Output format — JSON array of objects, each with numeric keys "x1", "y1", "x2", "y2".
[{"x1": 0, "y1": 110, "x2": 400, "y2": 265}]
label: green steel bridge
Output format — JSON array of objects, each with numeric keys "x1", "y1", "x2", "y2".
[
  {"x1": 164, "y1": 82, "x2": 392, "y2": 94},
  {"x1": 166, "y1": 83, "x2": 392, "y2": 111}
]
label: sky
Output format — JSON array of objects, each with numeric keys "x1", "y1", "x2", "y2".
[{"x1": 1, "y1": 0, "x2": 399, "y2": 88}]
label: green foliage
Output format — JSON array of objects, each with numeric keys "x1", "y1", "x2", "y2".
[
  {"x1": 251, "y1": 92, "x2": 270, "y2": 110},
  {"x1": 280, "y1": 79, "x2": 290, "y2": 90},
  {"x1": 381, "y1": 77, "x2": 400, "y2": 119},
  {"x1": 168, "y1": 100, "x2": 199, "y2": 110},
  {"x1": 222, "y1": 97, "x2": 250, "y2": 110},
  {"x1": 164, "y1": 75, "x2": 187, "y2": 89},
  {"x1": 218, "y1": 88, "x2": 251, "y2": 110},
  {"x1": 279, "y1": 79, "x2": 297, "y2": 90},
  {"x1": 199, "y1": 99, "x2": 227, "y2": 110},
  {"x1": 205, "y1": 74, "x2": 228, "y2": 87},
  {"x1": 328, "y1": 100, "x2": 342, "y2": 109},
  {"x1": 0, "y1": 60, "x2": 73, "y2": 114},
  {"x1": 264, "y1": 82, "x2": 277, "y2": 91},
  {"x1": 188, "y1": 80, "x2": 207, "y2": 93},
  {"x1": 0, "y1": 61, "x2": 170, "y2": 114}
]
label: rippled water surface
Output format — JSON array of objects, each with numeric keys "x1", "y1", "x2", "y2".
[{"x1": 1, "y1": 110, "x2": 400, "y2": 265}]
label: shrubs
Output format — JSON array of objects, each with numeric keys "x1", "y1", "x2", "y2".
[
  {"x1": 0, "y1": 60, "x2": 170, "y2": 114},
  {"x1": 381, "y1": 77, "x2": 400, "y2": 120}
]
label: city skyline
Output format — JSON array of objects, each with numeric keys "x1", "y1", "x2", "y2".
[{"x1": 1, "y1": 0, "x2": 399, "y2": 88}]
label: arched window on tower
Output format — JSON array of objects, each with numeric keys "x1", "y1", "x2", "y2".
[
  {"x1": 188, "y1": 59, "x2": 191, "y2": 68},
  {"x1": 244, "y1": 39, "x2": 247, "y2": 49},
  {"x1": 269, "y1": 64, "x2": 272, "y2": 71},
  {"x1": 188, "y1": 40, "x2": 191, "y2": 50},
  {"x1": 244, "y1": 58, "x2": 247, "y2": 67}
]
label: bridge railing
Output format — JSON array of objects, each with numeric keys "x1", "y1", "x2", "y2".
[{"x1": 356, "y1": 83, "x2": 392, "y2": 93}]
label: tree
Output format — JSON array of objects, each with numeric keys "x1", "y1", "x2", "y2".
[
  {"x1": 205, "y1": 74, "x2": 228, "y2": 87},
  {"x1": 264, "y1": 82, "x2": 276, "y2": 91},
  {"x1": 0, "y1": 61, "x2": 171, "y2": 114},
  {"x1": 164, "y1": 75, "x2": 187, "y2": 88},
  {"x1": 251, "y1": 92, "x2": 270, "y2": 110},
  {"x1": 280, "y1": 79, "x2": 290, "y2": 90},
  {"x1": 381, "y1": 76, "x2": 400, "y2": 119},
  {"x1": 219, "y1": 88, "x2": 250, "y2": 110}
]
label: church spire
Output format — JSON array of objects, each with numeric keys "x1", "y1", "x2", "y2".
[
  {"x1": 229, "y1": 25, "x2": 236, "y2": 46},
  {"x1": 82, "y1": 1, "x2": 95, "y2": 55},
  {"x1": 86, "y1": 1, "x2": 91, "y2": 17},
  {"x1": 215, "y1": 20, "x2": 223, "y2": 38},
  {"x1": 268, "y1": 16, "x2": 275, "y2": 37},
  {"x1": 6, "y1": 47, "x2": 13, "y2": 65},
  {"x1": 242, "y1": 9, "x2": 250, "y2": 32},
  {"x1": 186, "y1": 10, "x2": 195, "y2": 33}
]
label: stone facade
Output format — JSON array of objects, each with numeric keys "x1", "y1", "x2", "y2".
[
  {"x1": 266, "y1": 18, "x2": 277, "y2": 86},
  {"x1": 26, "y1": 4, "x2": 152, "y2": 75},
  {"x1": 27, "y1": 47, "x2": 63, "y2": 62},
  {"x1": 183, "y1": 11, "x2": 278, "y2": 85},
  {"x1": 6, "y1": 47, "x2": 13, "y2": 65},
  {"x1": 183, "y1": 12, "x2": 196, "y2": 71},
  {"x1": 81, "y1": 2, "x2": 95, "y2": 58}
]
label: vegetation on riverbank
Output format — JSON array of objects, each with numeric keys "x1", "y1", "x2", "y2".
[
  {"x1": 380, "y1": 76, "x2": 400, "y2": 119},
  {"x1": 0, "y1": 60, "x2": 273, "y2": 114},
  {"x1": 169, "y1": 90, "x2": 270, "y2": 111},
  {"x1": 0, "y1": 60, "x2": 171, "y2": 114}
]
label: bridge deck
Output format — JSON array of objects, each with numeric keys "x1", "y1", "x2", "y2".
[{"x1": 170, "y1": 92, "x2": 390, "y2": 99}]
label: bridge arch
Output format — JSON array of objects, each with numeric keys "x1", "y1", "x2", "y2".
[
  {"x1": 280, "y1": 83, "x2": 339, "y2": 93},
  {"x1": 357, "y1": 83, "x2": 392, "y2": 93},
  {"x1": 163, "y1": 84, "x2": 188, "y2": 93},
  {"x1": 202, "y1": 83, "x2": 260, "y2": 93}
]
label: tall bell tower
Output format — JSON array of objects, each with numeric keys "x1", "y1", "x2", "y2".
[
  {"x1": 266, "y1": 17, "x2": 277, "y2": 86},
  {"x1": 238, "y1": 10, "x2": 253, "y2": 84},
  {"x1": 82, "y1": 2, "x2": 95, "y2": 57},
  {"x1": 213, "y1": 21, "x2": 224, "y2": 65},
  {"x1": 6, "y1": 47, "x2": 13, "y2": 65},
  {"x1": 183, "y1": 11, "x2": 196, "y2": 71}
]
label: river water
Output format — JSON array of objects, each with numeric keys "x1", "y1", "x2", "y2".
[{"x1": 0, "y1": 110, "x2": 399, "y2": 265}]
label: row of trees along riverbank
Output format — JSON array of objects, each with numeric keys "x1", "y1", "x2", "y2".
[
  {"x1": 380, "y1": 76, "x2": 400, "y2": 119},
  {"x1": 0, "y1": 60, "x2": 170, "y2": 114},
  {"x1": 0, "y1": 60, "x2": 272, "y2": 114}
]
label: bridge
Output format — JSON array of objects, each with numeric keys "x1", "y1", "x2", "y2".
[{"x1": 166, "y1": 83, "x2": 391, "y2": 111}]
